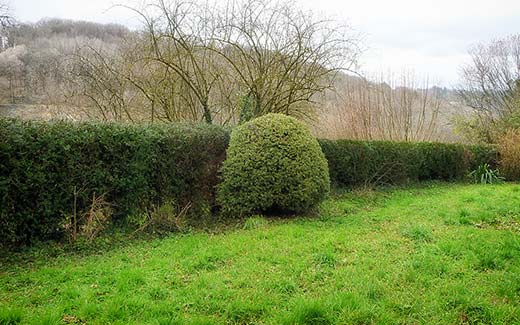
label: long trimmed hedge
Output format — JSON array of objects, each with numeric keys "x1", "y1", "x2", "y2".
[
  {"x1": 0, "y1": 119, "x2": 229, "y2": 245},
  {"x1": 0, "y1": 118, "x2": 498, "y2": 246},
  {"x1": 319, "y1": 139, "x2": 498, "y2": 187}
]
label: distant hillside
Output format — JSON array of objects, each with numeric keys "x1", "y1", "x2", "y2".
[
  {"x1": 0, "y1": 18, "x2": 129, "y2": 108},
  {"x1": 10, "y1": 18, "x2": 129, "y2": 45}
]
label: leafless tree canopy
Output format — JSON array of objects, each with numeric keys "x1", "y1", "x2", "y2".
[
  {"x1": 208, "y1": 0, "x2": 360, "y2": 120},
  {"x1": 315, "y1": 72, "x2": 444, "y2": 142},
  {"x1": 457, "y1": 34, "x2": 520, "y2": 142},
  {"x1": 459, "y1": 35, "x2": 520, "y2": 115},
  {"x1": 74, "y1": 0, "x2": 363, "y2": 124}
]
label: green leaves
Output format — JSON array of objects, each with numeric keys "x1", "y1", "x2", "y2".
[
  {"x1": 469, "y1": 163, "x2": 504, "y2": 184},
  {"x1": 319, "y1": 139, "x2": 498, "y2": 187},
  {"x1": 0, "y1": 119, "x2": 229, "y2": 246},
  {"x1": 217, "y1": 113, "x2": 330, "y2": 217}
]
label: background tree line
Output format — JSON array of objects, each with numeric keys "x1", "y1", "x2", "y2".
[
  {"x1": 0, "y1": 0, "x2": 361, "y2": 125},
  {"x1": 1, "y1": 0, "x2": 518, "y2": 144}
]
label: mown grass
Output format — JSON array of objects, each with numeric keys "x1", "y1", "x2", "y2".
[{"x1": 1, "y1": 182, "x2": 520, "y2": 324}]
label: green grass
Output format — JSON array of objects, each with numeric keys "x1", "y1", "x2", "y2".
[{"x1": 2, "y1": 182, "x2": 520, "y2": 324}]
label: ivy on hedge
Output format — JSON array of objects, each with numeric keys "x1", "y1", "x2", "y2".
[{"x1": 0, "y1": 119, "x2": 229, "y2": 245}]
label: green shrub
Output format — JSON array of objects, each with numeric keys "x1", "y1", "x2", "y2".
[
  {"x1": 319, "y1": 139, "x2": 497, "y2": 187},
  {"x1": 318, "y1": 140, "x2": 417, "y2": 186},
  {"x1": 469, "y1": 163, "x2": 504, "y2": 184},
  {"x1": 218, "y1": 114, "x2": 330, "y2": 216},
  {"x1": 415, "y1": 142, "x2": 467, "y2": 180},
  {"x1": 466, "y1": 144, "x2": 499, "y2": 170},
  {"x1": 0, "y1": 119, "x2": 229, "y2": 246}
]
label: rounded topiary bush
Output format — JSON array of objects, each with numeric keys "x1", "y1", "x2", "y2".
[{"x1": 217, "y1": 113, "x2": 330, "y2": 216}]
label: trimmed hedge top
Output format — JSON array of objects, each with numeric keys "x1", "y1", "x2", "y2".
[{"x1": 217, "y1": 114, "x2": 330, "y2": 216}]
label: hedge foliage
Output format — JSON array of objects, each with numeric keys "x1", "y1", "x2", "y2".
[
  {"x1": 0, "y1": 119, "x2": 229, "y2": 245},
  {"x1": 319, "y1": 139, "x2": 498, "y2": 187},
  {"x1": 0, "y1": 117, "x2": 499, "y2": 246},
  {"x1": 218, "y1": 114, "x2": 330, "y2": 216}
]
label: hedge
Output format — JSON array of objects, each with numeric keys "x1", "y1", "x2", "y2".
[
  {"x1": 319, "y1": 139, "x2": 498, "y2": 187},
  {"x1": 0, "y1": 118, "x2": 498, "y2": 246},
  {"x1": 0, "y1": 119, "x2": 229, "y2": 245}
]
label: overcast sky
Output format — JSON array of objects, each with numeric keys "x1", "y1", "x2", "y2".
[{"x1": 11, "y1": 0, "x2": 520, "y2": 87}]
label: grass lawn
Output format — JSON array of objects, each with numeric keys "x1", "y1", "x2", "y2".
[{"x1": 1, "y1": 182, "x2": 520, "y2": 324}]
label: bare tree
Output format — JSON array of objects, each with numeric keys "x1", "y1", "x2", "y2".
[
  {"x1": 64, "y1": 43, "x2": 138, "y2": 121},
  {"x1": 123, "y1": 0, "x2": 223, "y2": 123},
  {"x1": 0, "y1": 1, "x2": 15, "y2": 50},
  {"x1": 121, "y1": 36, "x2": 203, "y2": 122},
  {"x1": 0, "y1": 45, "x2": 26, "y2": 103},
  {"x1": 210, "y1": 0, "x2": 361, "y2": 121},
  {"x1": 316, "y1": 72, "x2": 444, "y2": 142},
  {"x1": 119, "y1": 0, "x2": 361, "y2": 124},
  {"x1": 457, "y1": 34, "x2": 520, "y2": 142},
  {"x1": 4, "y1": 0, "x2": 362, "y2": 124}
]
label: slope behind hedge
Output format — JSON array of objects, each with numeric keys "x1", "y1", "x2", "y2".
[{"x1": 0, "y1": 119, "x2": 229, "y2": 245}]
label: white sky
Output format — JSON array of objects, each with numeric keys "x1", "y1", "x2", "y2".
[{"x1": 10, "y1": 0, "x2": 520, "y2": 87}]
